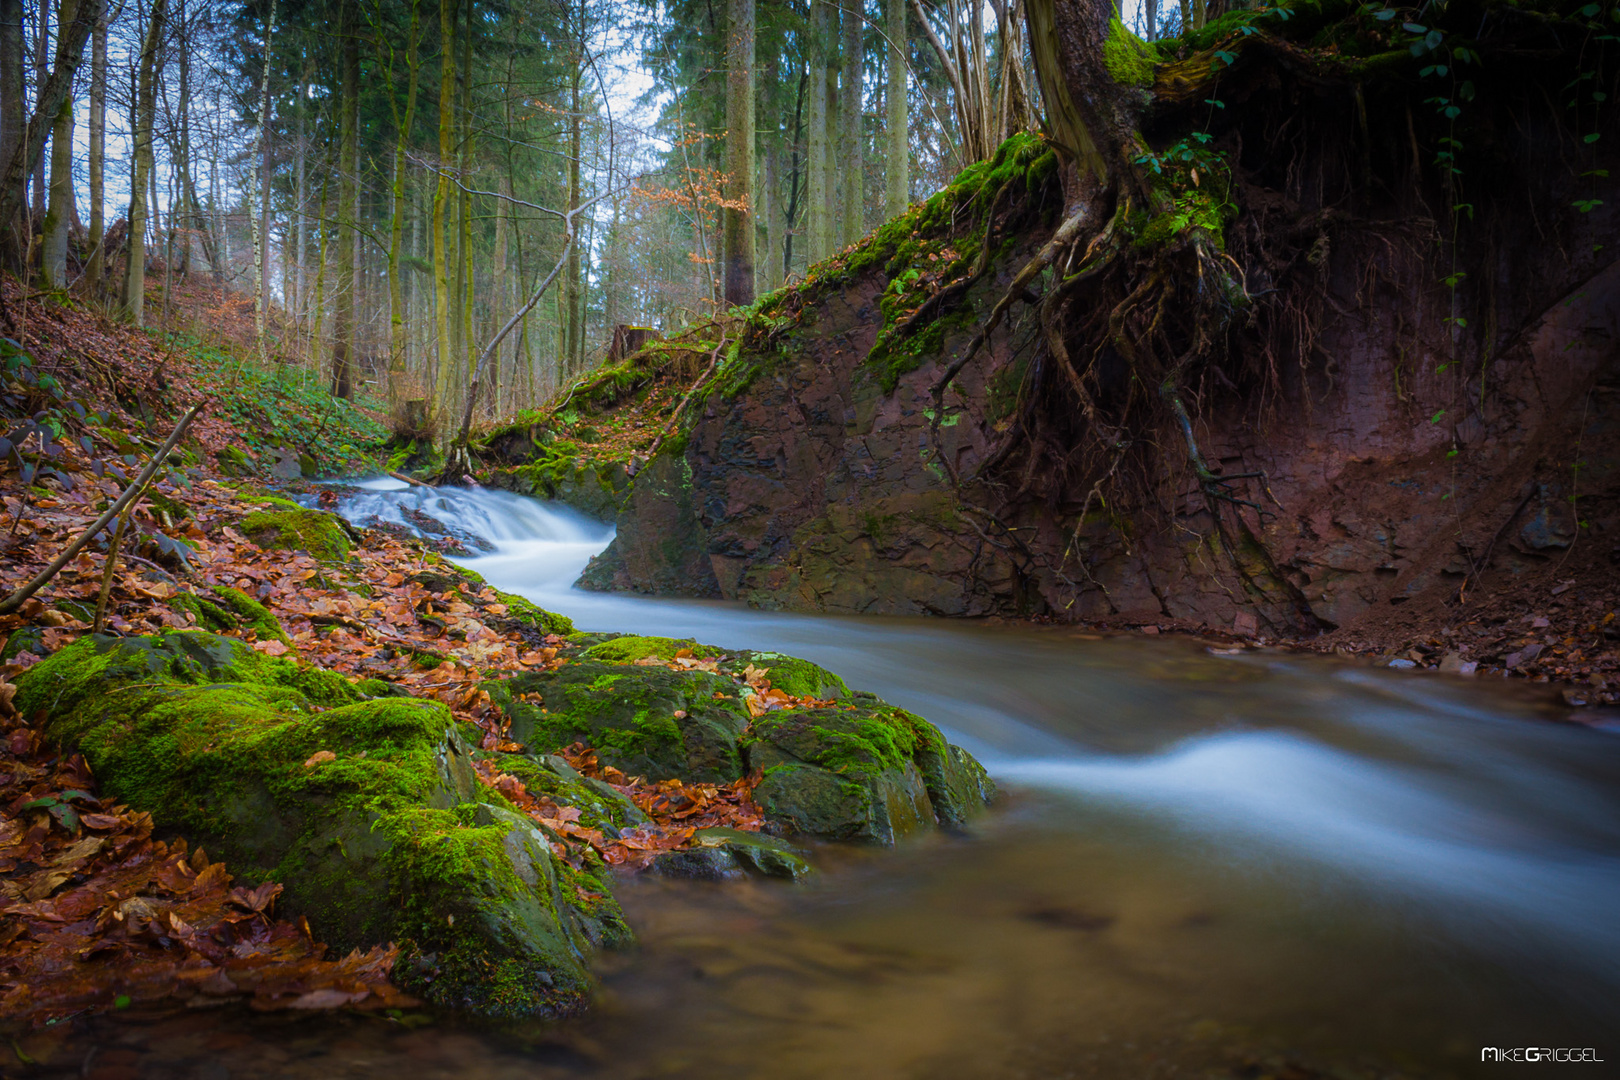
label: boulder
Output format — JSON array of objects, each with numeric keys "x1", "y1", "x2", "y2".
[
  {"x1": 489, "y1": 661, "x2": 751, "y2": 782},
  {"x1": 238, "y1": 508, "x2": 353, "y2": 561},
  {"x1": 691, "y1": 827, "x2": 813, "y2": 880},
  {"x1": 13, "y1": 631, "x2": 629, "y2": 1019},
  {"x1": 747, "y1": 695, "x2": 996, "y2": 843}
]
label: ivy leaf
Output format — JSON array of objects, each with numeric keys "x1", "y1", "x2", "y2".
[
  {"x1": 1430, "y1": 410, "x2": 1446, "y2": 424},
  {"x1": 1402, "y1": 21, "x2": 1426, "y2": 32},
  {"x1": 1213, "y1": 49, "x2": 1237, "y2": 66}
]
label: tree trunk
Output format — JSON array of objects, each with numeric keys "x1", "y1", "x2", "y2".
[
  {"x1": 294, "y1": 65, "x2": 308, "y2": 325},
  {"x1": 0, "y1": 0, "x2": 95, "y2": 264},
  {"x1": 722, "y1": 0, "x2": 755, "y2": 306},
  {"x1": 121, "y1": 0, "x2": 165, "y2": 325},
  {"x1": 430, "y1": 0, "x2": 455, "y2": 419},
  {"x1": 885, "y1": 0, "x2": 907, "y2": 219},
  {"x1": 806, "y1": 0, "x2": 832, "y2": 263},
  {"x1": 456, "y1": 0, "x2": 474, "y2": 405},
  {"x1": 565, "y1": 41, "x2": 582, "y2": 373},
  {"x1": 760, "y1": 49, "x2": 781, "y2": 293},
  {"x1": 0, "y1": 0, "x2": 21, "y2": 255},
  {"x1": 84, "y1": 0, "x2": 106, "y2": 293},
  {"x1": 331, "y1": 0, "x2": 358, "y2": 398},
  {"x1": 388, "y1": 0, "x2": 421, "y2": 410},
  {"x1": 251, "y1": 0, "x2": 278, "y2": 363},
  {"x1": 41, "y1": 0, "x2": 78, "y2": 288},
  {"x1": 310, "y1": 170, "x2": 330, "y2": 358},
  {"x1": 783, "y1": 65, "x2": 806, "y2": 277},
  {"x1": 28, "y1": 0, "x2": 45, "y2": 226},
  {"x1": 839, "y1": 0, "x2": 862, "y2": 247}
]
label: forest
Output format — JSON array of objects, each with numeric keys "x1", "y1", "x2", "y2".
[{"x1": 1, "y1": 0, "x2": 1618, "y2": 1076}]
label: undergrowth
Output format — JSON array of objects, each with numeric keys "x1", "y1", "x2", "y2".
[{"x1": 174, "y1": 334, "x2": 390, "y2": 475}]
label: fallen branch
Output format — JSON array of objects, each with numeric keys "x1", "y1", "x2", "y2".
[
  {"x1": 0, "y1": 404, "x2": 201, "y2": 616},
  {"x1": 388, "y1": 469, "x2": 432, "y2": 489}
]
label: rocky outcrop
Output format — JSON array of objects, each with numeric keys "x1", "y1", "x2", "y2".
[{"x1": 578, "y1": 136, "x2": 1620, "y2": 641}]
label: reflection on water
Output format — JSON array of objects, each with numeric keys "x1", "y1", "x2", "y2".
[{"x1": 22, "y1": 482, "x2": 1618, "y2": 1078}]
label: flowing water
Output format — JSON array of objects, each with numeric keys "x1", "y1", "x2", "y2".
[{"x1": 33, "y1": 480, "x2": 1620, "y2": 1079}]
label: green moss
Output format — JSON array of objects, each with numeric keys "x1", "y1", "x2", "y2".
[
  {"x1": 718, "y1": 652, "x2": 850, "y2": 702},
  {"x1": 488, "y1": 661, "x2": 749, "y2": 781},
  {"x1": 171, "y1": 590, "x2": 239, "y2": 633},
  {"x1": 238, "y1": 508, "x2": 352, "y2": 561},
  {"x1": 209, "y1": 585, "x2": 292, "y2": 644},
  {"x1": 581, "y1": 635, "x2": 724, "y2": 664},
  {"x1": 1104, "y1": 16, "x2": 1156, "y2": 86}
]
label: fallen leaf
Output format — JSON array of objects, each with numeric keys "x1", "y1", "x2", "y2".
[{"x1": 303, "y1": 750, "x2": 336, "y2": 768}]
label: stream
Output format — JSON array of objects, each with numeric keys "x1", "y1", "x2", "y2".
[{"x1": 39, "y1": 480, "x2": 1620, "y2": 1078}]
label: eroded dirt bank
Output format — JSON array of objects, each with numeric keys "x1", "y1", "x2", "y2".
[{"x1": 478, "y1": 7, "x2": 1620, "y2": 704}]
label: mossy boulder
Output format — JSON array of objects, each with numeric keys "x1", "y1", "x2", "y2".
[
  {"x1": 495, "y1": 752, "x2": 647, "y2": 834},
  {"x1": 13, "y1": 631, "x2": 629, "y2": 1019},
  {"x1": 580, "y1": 635, "x2": 725, "y2": 664},
  {"x1": 577, "y1": 637, "x2": 850, "y2": 702},
  {"x1": 720, "y1": 651, "x2": 850, "y2": 702},
  {"x1": 489, "y1": 661, "x2": 751, "y2": 782},
  {"x1": 746, "y1": 695, "x2": 996, "y2": 844},
  {"x1": 239, "y1": 508, "x2": 353, "y2": 561}
]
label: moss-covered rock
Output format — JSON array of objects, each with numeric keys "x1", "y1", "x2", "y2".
[
  {"x1": 13, "y1": 631, "x2": 628, "y2": 1018},
  {"x1": 488, "y1": 661, "x2": 750, "y2": 782},
  {"x1": 239, "y1": 508, "x2": 353, "y2": 561},
  {"x1": 745, "y1": 696, "x2": 995, "y2": 844},
  {"x1": 580, "y1": 635, "x2": 725, "y2": 664},
  {"x1": 171, "y1": 590, "x2": 240, "y2": 633},
  {"x1": 495, "y1": 752, "x2": 647, "y2": 833},
  {"x1": 210, "y1": 585, "x2": 292, "y2": 644},
  {"x1": 0, "y1": 626, "x2": 48, "y2": 662}
]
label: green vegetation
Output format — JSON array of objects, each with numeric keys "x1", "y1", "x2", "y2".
[{"x1": 173, "y1": 335, "x2": 388, "y2": 477}]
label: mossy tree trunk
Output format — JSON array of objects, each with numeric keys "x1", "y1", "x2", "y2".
[
  {"x1": 430, "y1": 0, "x2": 456, "y2": 419},
  {"x1": 806, "y1": 0, "x2": 832, "y2": 263},
  {"x1": 387, "y1": 0, "x2": 421, "y2": 413},
  {"x1": 121, "y1": 0, "x2": 165, "y2": 325},
  {"x1": 40, "y1": 0, "x2": 76, "y2": 289},
  {"x1": 884, "y1": 0, "x2": 907, "y2": 220},
  {"x1": 330, "y1": 0, "x2": 358, "y2": 399},
  {"x1": 838, "y1": 0, "x2": 862, "y2": 248},
  {"x1": 722, "y1": 0, "x2": 755, "y2": 306}
]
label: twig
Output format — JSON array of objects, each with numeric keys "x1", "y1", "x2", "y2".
[
  {"x1": 92, "y1": 508, "x2": 133, "y2": 634},
  {"x1": 0, "y1": 404, "x2": 201, "y2": 616},
  {"x1": 388, "y1": 470, "x2": 431, "y2": 489}
]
